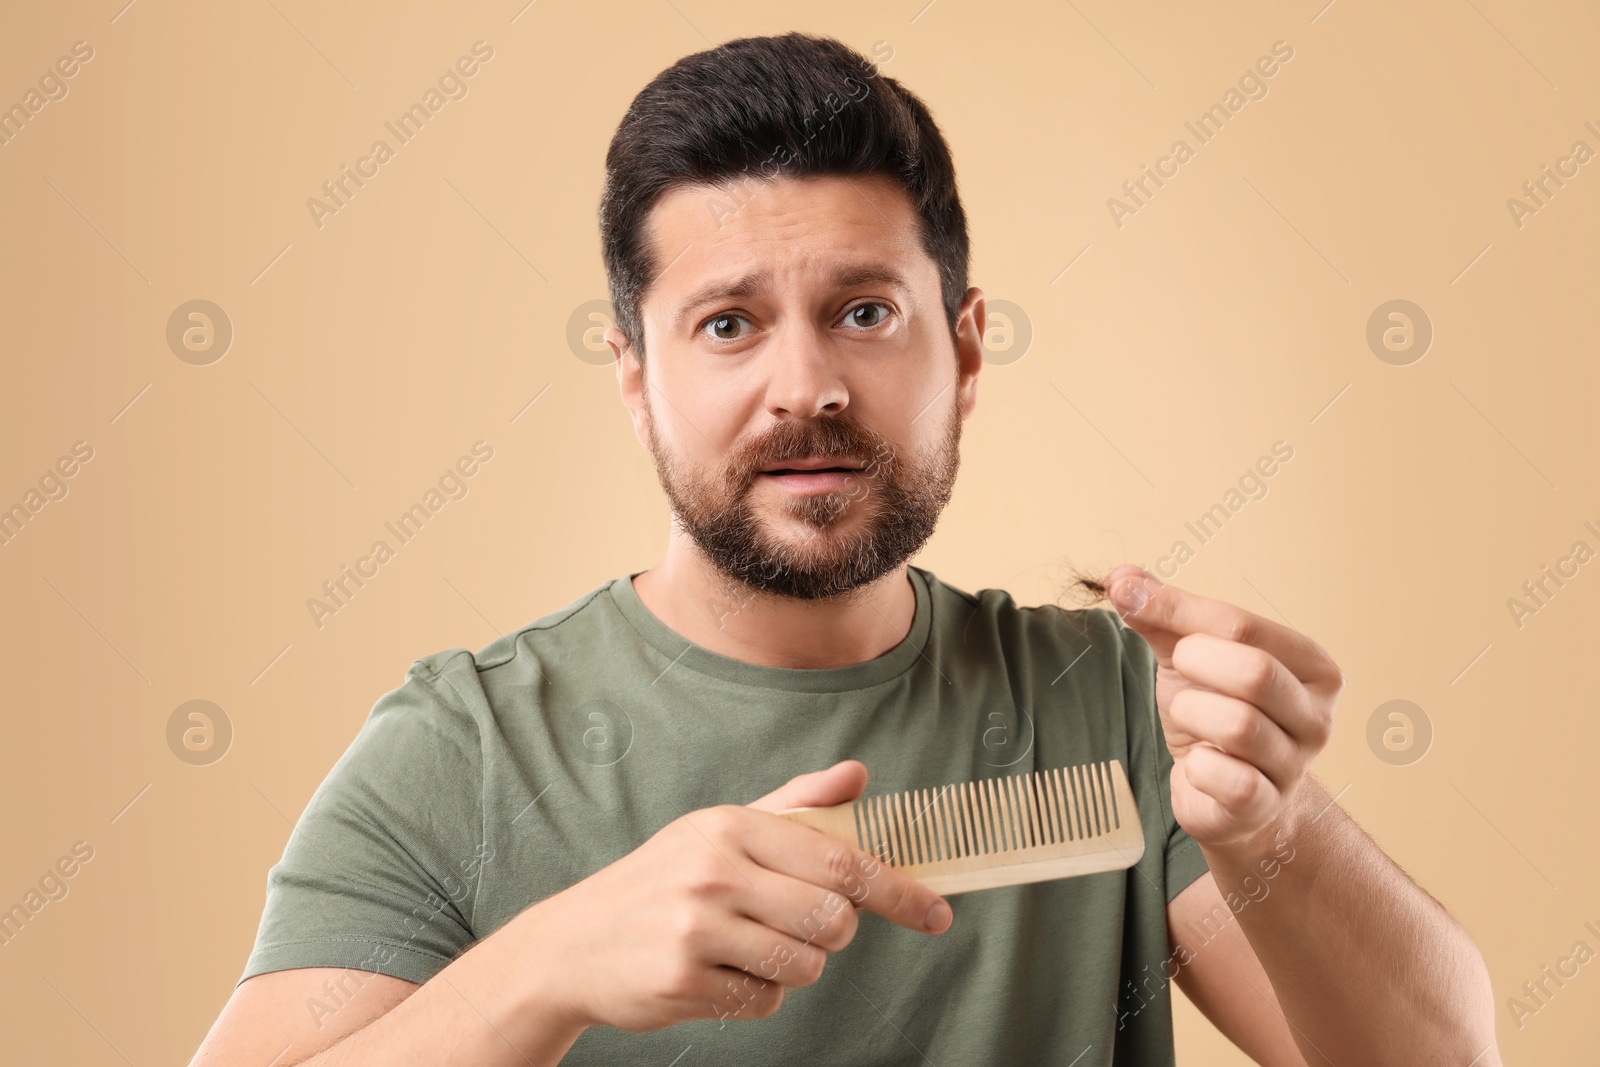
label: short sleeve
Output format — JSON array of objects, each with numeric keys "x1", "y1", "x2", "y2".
[
  {"x1": 1119, "y1": 620, "x2": 1211, "y2": 904},
  {"x1": 237, "y1": 654, "x2": 487, "y2": 987}
]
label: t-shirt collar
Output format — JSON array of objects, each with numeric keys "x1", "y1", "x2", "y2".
[{"x1": 607, "y1": 564, "x2": 934, "y2": 693}]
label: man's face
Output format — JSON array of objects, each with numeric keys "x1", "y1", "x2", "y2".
[{"x1": 610, "y1": 173, "x2": 984, "y2": 602}]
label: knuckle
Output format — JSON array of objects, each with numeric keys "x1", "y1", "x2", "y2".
[
  {"x1": 790, "y1": 891, "x2": 848, "y2": 950},
  {"x1": 698, "y1": 804, "x2": 743, "y2": 839},
  {"x1": 1221, "y1": 705, "x2": 1261, "y2": 749},
  {"x1": 835, "y1": 900, "x2": 861, "y2": 947},
  {"x1": 659, "y1": 956, "x2": 702, "y2": 1001},
  {"x1": 821, "y1": 891, "x2": 860, "y2": 949},
  {"x1": 1240, "y1": 654, "x2": 1276, "y2": 699},
  {"x1": 1307, "y1": 707, "x2": 1335, "y2": 746},
  {"x1": 754, "y1": 982, "x2": 785, "y2": 1018},
  {"x1": 1323, "y1": 662, "x2": 1347, "y2": 695},
  {"x1": 809, "y1": 892, "x2": 859, "y2": 951},
  {"x1": 684, "y1": 866, "x2": 731, "y2": 904},
  {"x1": 822, "y1": 845, "x2": 860, "y2": 891},
  {"x1": 792, "y1": 944, "x2": 828, "y2": 986},
  {"x1": 1220, "y1": 767, "x2": 1261, "y2": 809},
  {"x1": 884, "y1": 872, "x2": 925, "y2": 924},
  {"x1": 726, "y1": 972, "x2": 777, "y2": 1018},
  {"x1": 1224, "y1": 613, "x2": 1258, "y2": 645},
  {"x1": 668, "y1": 904, "x2": 713, "y2": 950}
]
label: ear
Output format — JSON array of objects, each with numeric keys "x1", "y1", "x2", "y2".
[
  {"x1": 608, "y1": 325, "x2": 651, "y2": 452},
  {"x1": 953, "y1": 287, "x2": 985, "y2": 421}
]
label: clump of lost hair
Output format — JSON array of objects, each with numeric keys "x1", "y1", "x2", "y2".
[
  {"x1": 1061, "y1": 564, "x2": 1113, "y2": 607},
  {"x1": 598, "y1": 32, "x2": 970, "y2": 363}
]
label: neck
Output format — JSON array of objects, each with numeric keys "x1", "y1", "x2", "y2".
[{"x1": 630, "y1": 530, "x2": 917, "y2": 669}]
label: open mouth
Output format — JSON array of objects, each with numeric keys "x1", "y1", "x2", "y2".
[
  {"x1": 758, "y1": 455, "x2": 866, "y2": 476},
  {"x1": 755, "y1": 461, "x2": 864, "y2": 496}
]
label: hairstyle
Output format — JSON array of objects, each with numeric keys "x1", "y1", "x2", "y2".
[{"x1": 598, "y1": 32, "x2": 970, "y2": 364}]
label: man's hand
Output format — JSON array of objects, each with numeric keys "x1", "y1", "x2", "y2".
[
  {"x1": 1108, "y1": 564, "x2": 1499, "y2": 1062},
  {"x1": 517, "y1": 760, "x2": 954, "y2": 1035},
  {"x1": 1104, "y1": 564, "x2": 1346, "y2": 849}
]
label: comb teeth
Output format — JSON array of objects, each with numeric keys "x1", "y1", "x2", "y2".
[{"x1": 852, "y1": 761, "x2": 1125, "y2": 868}]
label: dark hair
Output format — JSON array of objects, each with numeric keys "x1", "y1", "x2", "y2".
[
  {"x1": 599, "y1": 32, "x2": 970, "y2": 362},
  {"x1": 1064, "y1": 566, "x2": 1112, "y2": 604}
]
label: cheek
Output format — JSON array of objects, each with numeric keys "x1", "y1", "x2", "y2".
[
  {"x1": 674, "y1": 386, "x2": 770, "y2": 467},
  {"x1": 652, "y1": 400, "x2": 740, "y2": 473},
  {"x1": 904, "y1": 399, "x2": 959, "y2": 458}
]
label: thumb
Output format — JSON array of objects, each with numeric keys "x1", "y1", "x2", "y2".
[
  {"x1": 747, "y1": 759, "x2": 869, "y2": 814},
  {"x1": 1107, "y1": 565, "x2": 1166, "y2": 631}
]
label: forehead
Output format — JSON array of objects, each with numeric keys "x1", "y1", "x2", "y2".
[{"x1": 638, "y1": 173, "x2": 933, "y2": 324}]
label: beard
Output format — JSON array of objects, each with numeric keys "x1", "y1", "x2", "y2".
[{"x1": 643, "y1": 389, "x2": 963, "y2": 603}]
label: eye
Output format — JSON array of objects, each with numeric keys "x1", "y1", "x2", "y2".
[
  {"x1": 701, "y1": 313, "x2": 750, "y2": 342},
  {"x1": 842, "y1": 302, "x2": 891, "y2": 329}
]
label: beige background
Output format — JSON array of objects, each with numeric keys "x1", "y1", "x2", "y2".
[{"x1": 1, "y1": 0, "x2": 1596, "y2": 1061}]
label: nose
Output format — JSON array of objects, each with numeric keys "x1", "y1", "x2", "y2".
[{"x1": 763, "y1": 321, "x2": 848, "y2": 419}]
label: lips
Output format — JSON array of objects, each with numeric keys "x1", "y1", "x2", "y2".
[{"x1": 759, "y1": 456, "x2": 865, "y2": 474}]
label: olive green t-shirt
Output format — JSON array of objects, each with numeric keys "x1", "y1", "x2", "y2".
[{"x1": 240, "y1": 564, "x2": 1209, "y2": 1064}]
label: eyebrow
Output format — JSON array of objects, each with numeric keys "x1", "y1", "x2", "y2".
[{"x1": 671, "y1": 263, "x2": 911, "y2": 334}]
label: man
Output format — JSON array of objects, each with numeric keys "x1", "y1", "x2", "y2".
[{"x1": 190, "y1": 32, "x2": 1498, "y2": 1066}]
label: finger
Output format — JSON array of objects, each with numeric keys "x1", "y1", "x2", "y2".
[
  {"x1": 747, "y1": 760, "x2": 868, "y2": 814},
  {"x1": 1180, "y1": 745, "x2": 1281, "y2": 830},
  {"x1": 1108, "y1": 565, "x2": 1343, "y2": 688},
  {"x1": 1166, "y1": 686, "x2": 1300, "y2": 792},
  {"x1": 696, "y1": 963, "x2": 787, "y2": 1025},
  {"x1": 730, "y1": 865, "x2": 861, "y2": 955},
  {"x1": 1169, "y1": 634, "x2": 1330, "y2": 749},
  {"x1": 696, "y1": 912, "x2": 834, "y2": 992},
  {"x1": 727, "y1": 807, "x2": 953, "y2": 935}
]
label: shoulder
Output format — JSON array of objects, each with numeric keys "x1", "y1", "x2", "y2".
[
  {"x1": 408, "y1": 573, "x2": 616, "y2": 689},
  {"x1": 357, "y1": 574, "x2": 623, "y2": 751}
]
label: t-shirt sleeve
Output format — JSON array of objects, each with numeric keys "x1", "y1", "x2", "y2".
[
  {"x1": 237, "y1": 654, "x2": 488, "y2": 987},
  {"x1": 1119, "y1": 619, "x2": 1211, "y2": 904}
]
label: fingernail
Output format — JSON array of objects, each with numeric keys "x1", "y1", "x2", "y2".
[
  {"x1": 924, "y1": 899, "x2": 952, "y2": 932},
  {"x1": 1112, "y1": 578, "x2": 1147, "y2": 614}
]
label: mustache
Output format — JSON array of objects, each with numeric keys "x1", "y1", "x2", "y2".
[{"x1": 728, "y1": 418, "x2": 894, "y2": 484}]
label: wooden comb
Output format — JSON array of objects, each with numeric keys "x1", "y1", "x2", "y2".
[{"x1": 777, "y1": 760, "x2": 1144, "y2": 894}]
